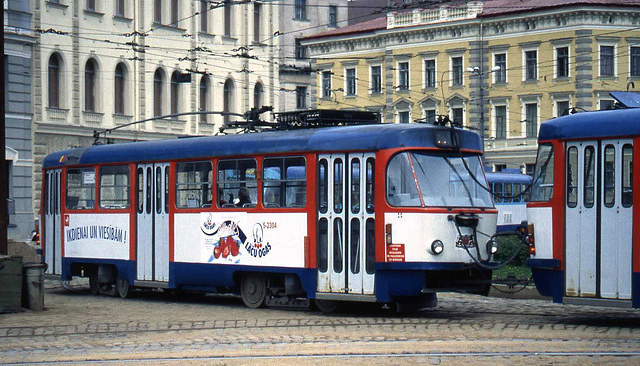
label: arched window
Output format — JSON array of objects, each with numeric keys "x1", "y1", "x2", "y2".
[
  {"x1": 253, "y1": 82, "x2": 263, "y2": 109},
  {"x1": 171, "y1": 71, "x2": 180, "y2": 115},
  {"x1": 85, "y1": 59, "x2": 97, "y2": 112},
  {"x1": 199, "y1": 76, "x2": 209, "y2": 122},
  {"x1": 48, "y1": 53, "x2": 61, "y2": 108},
  {"x1": 114, "y1": 63, "x2": 126, "y2": 115},
  {"x1": 223, "y1": 78, "x2": 235, "y2": 125},
  {"x1": 154, "y1": 69, "x2": 164, "y2": 117}
]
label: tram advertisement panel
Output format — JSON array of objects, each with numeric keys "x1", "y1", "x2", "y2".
[
  {"x1": 174, "y1": 212, "x2": 307, "y2": 268},
  {"x1": 64, "y1": 214, "x2": 130, "y2": 260}
]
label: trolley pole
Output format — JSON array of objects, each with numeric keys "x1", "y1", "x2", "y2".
[{"x1": 1, "y1": 5, "x2": 8, "y2": 255}]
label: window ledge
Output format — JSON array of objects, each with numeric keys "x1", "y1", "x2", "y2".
[
  {"x1": 113, "y1": 15, "x2": 133, "y2": 22},
  {"x1": 46, "y1": 1, "x2": 68, "y2": 9},
  {"x1": 84, "y1": 9, "x2": 105, "y2": 17}
]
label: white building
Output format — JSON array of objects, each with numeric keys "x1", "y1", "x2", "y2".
[
  {"x1": 276, "y1": 0, "x2": 349, "y2": 111},
  {"x1": 31, "y1": 0, "x2": 280, "y2": 210}
]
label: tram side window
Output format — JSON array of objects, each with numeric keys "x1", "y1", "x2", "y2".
[
  {"x1": 218, "y1": 159, "x2": 257, "y2": 208},
  {"x1": 566, "y1": 146, "x2": 578, "y2": 208},
  {"x1": 66, "y1": 168, "x2": 95, "y2": 210},
  {"x1": 530, "y1": 144, "x2": 554, "y2": 202},
  {"x1": 603, "y1": 145, "x2": 615, "y2": 208},
  {"x1": 493, "y1": 183, "x2": 503, "y2": 203},
  {"x1": 513, "y1": 184, "x2": 522, "y2": 203},
  {"x1": 263, "y1": 157, "x2": 306, "y2": 208},
  {"x1": 622, "y1": 144, "x2": 633, "y2": 208},
  {"x1": 176, "y1": 161, "x2": 213, "y2": 208},
  {"x1": 584, "y1": 146, "x2": 595, "y2": 208},
  {"x1": 99, "y1": 166, "x2": 130, "y2": 209}
]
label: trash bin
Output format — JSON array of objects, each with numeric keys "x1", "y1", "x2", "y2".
[{"x1": 22, "y1": 263, "x2": 46, "y2": 311}]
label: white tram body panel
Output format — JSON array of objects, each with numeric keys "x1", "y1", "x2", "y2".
[
  {"x1": 173, "y1": 212, "x2": 307, "y2": 268},
  {"x1": 525, "y1": 207, "x2": 553, "y2": 259},
  {"x1": 384, "y1": 212, "x2": 497, "y2": 262},
  {"x1": 64, "y1": 213, "x2": 131, "y2": 260}
]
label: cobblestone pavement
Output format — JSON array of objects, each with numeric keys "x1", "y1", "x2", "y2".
[{"x1": 1, "y1": 278, "x2": 639, "y2": 365}]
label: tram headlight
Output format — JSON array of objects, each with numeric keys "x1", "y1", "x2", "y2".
[
  {"x1": 486, "y1": 238, "x2": 498, "y2": 255},
  {"x1": 430, "y1": 240, "x2": 444, "y2": 255}
]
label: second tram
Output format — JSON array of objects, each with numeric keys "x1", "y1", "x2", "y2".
[
  {"x1": 41, "y1": 122, "x2": 498, "y2": 311},
  {"x1": 526, "y1": 106, "x2": 640, "y2": 308}
]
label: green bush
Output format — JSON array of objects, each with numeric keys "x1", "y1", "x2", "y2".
[{"x1": 493, "y1": 235, "x2": 529, "y2": 267}]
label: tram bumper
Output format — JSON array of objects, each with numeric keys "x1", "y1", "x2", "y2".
[{"x1": 375, "y1": 262, "x2": 492, "y2": 302}]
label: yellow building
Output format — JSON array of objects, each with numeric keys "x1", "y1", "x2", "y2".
[{"x1": 302, "y1": 0, "x2": 640, "y2": 172}]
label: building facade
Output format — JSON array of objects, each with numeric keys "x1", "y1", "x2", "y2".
[
  {"x1": 277, "y1": 0, "x2": 348, "y2": 112},
  {"x1": 31, "y1": 0, "x2": 281, "y2": 213},
  {"x1": 4, "y1": 0, "x2": 36, "y2": 241},
  {"x1": 302, "y1": 0, "x2": 640, "y2": 172}
]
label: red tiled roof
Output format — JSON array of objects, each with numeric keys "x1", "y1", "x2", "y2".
[
  {"x1": 480, "y1": 0, "x2": 640, "y2": 16},
  {"x1": 302, "y1": 0, "x2": 640, "y2": 41},
  {"x1": 302, "y1": 16, "x2": 387, "y2": 41}
]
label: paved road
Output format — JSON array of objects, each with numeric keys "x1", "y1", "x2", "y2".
[{"x1": 1, "y1": 278, "x2": 639, "y2": 365}]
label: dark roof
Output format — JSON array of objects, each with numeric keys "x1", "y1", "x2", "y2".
[
  {"x1": 43, "y1": 123, "x2": 483, "y2": 169},
  {"x1": 538, "y1": 108, "x2": 640, "y2": 141},
  {"x1": 303, "y1": 0, "x2": 640, "y2": 41}
]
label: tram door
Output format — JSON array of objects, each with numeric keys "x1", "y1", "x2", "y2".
[
  {"x1": 136, "y1": 163, "x2": 170, "y2": 282},
  {"x1": 565, "y1": 142, "x2": 597, "y2": 297},
  {"x1": 600, "y1": 140, "x2": 633, "y2": 300},
  {"x1": 317, "y1": 154, "x2": 375, "y2": 295},
  {"x1": 44, "y1": 169, "x2": 62, "y2": 275},
  {"x1": 564, "y1": 141, "x2": 633, "y2": 300}
]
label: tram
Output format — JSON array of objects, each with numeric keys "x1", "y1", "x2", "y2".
[
  {"x1": 485, "y1": 169, "x2": 531, "y2": 232},
  {"x1": 526, "y1": 100, "x2": 640, "y2": 308},
  {"x1": 41, "y1": 115, "x2": 498, "y2": 311}
]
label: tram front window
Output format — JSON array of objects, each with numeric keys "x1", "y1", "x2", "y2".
[
  {"x1": 530, "y1": 144, "x2": 555, "y2": 202},
  {"x1": 386, "y1": 152, "x2": 492, "y2": 208}
]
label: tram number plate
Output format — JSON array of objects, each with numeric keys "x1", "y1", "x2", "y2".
[
  {"x1": 455, "y1": 235, "x2": 476, "y2": 248},
  {"x1": 386, "y1": 243, "x2": 405, "y2": 262}
]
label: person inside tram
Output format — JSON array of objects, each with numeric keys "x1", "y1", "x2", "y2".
[
  {"x1": 235, "y1": 187, "x2": 252, "y2": 207},
  {"x1": 264, "y1": 187, "x2": 280, "y2": 207}
]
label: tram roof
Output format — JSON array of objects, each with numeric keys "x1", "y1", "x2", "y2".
[
  {"x1": 538, "y1": 107, "x2": 640, "y2": 141},
  {"x1": 43, "y1": 123, "x2": 482, "y2": 168}
]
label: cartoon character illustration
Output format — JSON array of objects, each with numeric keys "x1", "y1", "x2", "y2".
[{"x1": 202, "y1": 218, "x2": 246, "y2": 263}]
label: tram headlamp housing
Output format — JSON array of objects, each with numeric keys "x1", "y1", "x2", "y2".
[
  {"x1": 430, "y1": 240, "x2": 444, "y2": 255},
  {"x1": 486, "y1": 238, "x2": 498, "y2": 255}
]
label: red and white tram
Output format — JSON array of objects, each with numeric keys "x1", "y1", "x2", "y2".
[
  {"x1": 527, "y1": 105, "x2": 640, "y2": 308},
  {"x1": 41, "y1": 120, "x2": 498, "y2": 311}
]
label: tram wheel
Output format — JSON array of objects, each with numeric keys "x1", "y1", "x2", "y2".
[
  {"x1": 116, "y1": 278, "x2": 131, "y2": 299},
  {"x1": 314, "y1": 299, "x2": 339, "y2": 313},
  {"x1": 241, "y1": 273, "x2": 266, "y2": 308},
  {"x1": 89, "y1": 272, "x2": 100, "y2": 295}
]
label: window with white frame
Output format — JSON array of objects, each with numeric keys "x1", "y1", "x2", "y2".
[
  {"x1": 322, "y1": 71, "x2": 332, "y2": 98},
  {"x1": 398, "y1": 110, "x2": 410, "y2": 123},
  {"x1": 556, "y1": 100, "x2": 570, "y2": 117},
  {"x1": 370, "y1": 65, "x2": 382, "y2": 94},
  {"x1": 599, "y1": 44, "x2": 615, "y2": 77},
  {"x1": 556, "y1": 46, "x2": 569, "y2": 78},
  {"x1": 452, "y1": 107, "x2": 464, "y2": 126},
  {"x1": 424, "y1": 108, "x2": 437, "y2": 123},
  {"x1": 524, "y1": 102, "x2": 538, "y2": 137},
  {"x1": 424, "y1": 59, "x2": 436, "y2": 89},
  {"x1": 397, "y1": 61, "x2": 409, "y2": 90},
  {"x1": 328, "y1": 5, "x2": 337, "y2": 27},
  {"x1": 115, "y1": 0, "x2": 125, "y2": 17},
  {"x1": 345, "y1": 67, "x2": 356, "y2": 96},
  {"x1": 524, "y1": 50, "x2": 537, "y2": 81},
  {"x1": 493, "y1": 53, "x2": 506, "y2": 83},
  {"x1": 451, "y1": 56, "x2": 463, "y2": 86},
  {"x1": 630, "y1": 46, "x2": 640, "y2": 77},
  {"x1": 296, "y1": 86, "x2": 307, "y2": 109},
  {"x1": 494, "y1": 105, "x2": 507, "y2": 139},
  {"x1": 294, "y1": 0, "x2": 306, "y2": 20}
]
